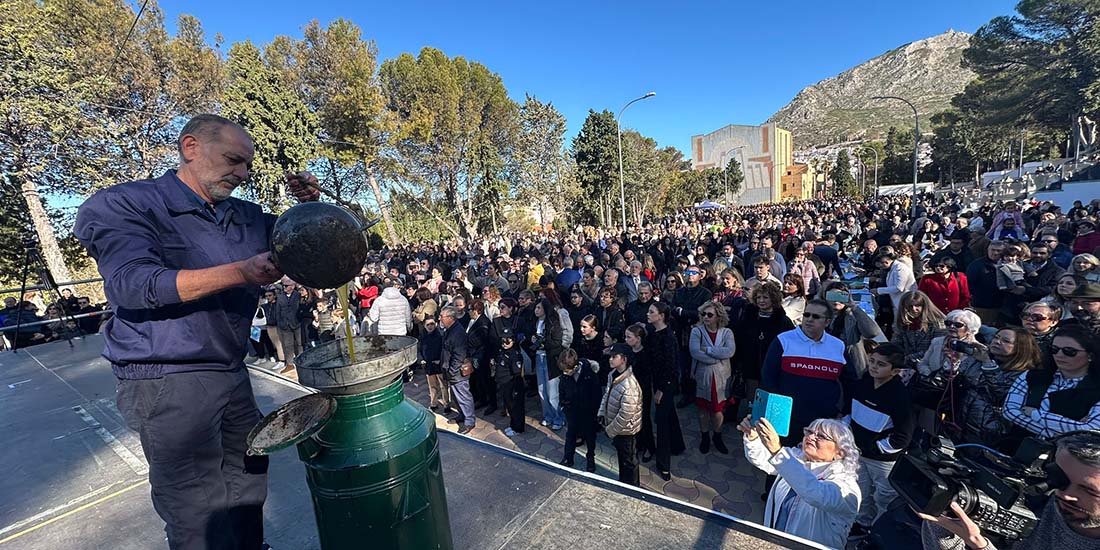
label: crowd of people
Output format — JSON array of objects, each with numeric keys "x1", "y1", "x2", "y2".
[
  {"x1": 197, "y1": 191, "x2": 1100, "y2": 548},
  {"x1": 0, "y1": 288, "x2": 107, "y2": 349}
]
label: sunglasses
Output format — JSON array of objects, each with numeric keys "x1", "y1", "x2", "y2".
[
  {"x1": 803, "y1": 312, "x2": 827, "y2": 320},
  {"x1": 684, "y1": 270, "x2": 700, "y2": 275},
  {"x1": 1021, "y1": 314, "x2": 1051, "y2": 322},
  {"x1": 666, "y1": 279, "x2": 678, "y2": 284},
  {"x1": 802, "y1": 428, "x2": 835, "y2": 443},
  {"x1": 701, "y1": 311, "x2": 716, "y2": 318},
  {"x1": 1050, "y1": 345, "x2": 1085, "y2": 358},
  {"x1": 944, "y1": 321, "x2": 967, "y2": 329}
]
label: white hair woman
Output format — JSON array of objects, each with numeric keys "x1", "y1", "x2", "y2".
[
  {"x1": 913, "y1": 308, "x2": 984, "y2": 435},
  {"x1": 739, "y1": 415, "x2": 861, "y2": 549}
]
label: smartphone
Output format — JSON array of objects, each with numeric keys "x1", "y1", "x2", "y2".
[
  {"x1": 825, "y1": 290, "x2": 850, "y2": 303},
  {"x1": 950, "y1": 340, "x2": 976, "y2": 355}
]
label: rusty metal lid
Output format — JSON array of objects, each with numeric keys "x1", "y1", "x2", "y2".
[{"x1": 246, "y1": 393, "x2": 337, "y2": 456}]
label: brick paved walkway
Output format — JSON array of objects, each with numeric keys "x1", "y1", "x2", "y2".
[{"x1": 402, "y1": 371, "x2": 767, "y2": 524}]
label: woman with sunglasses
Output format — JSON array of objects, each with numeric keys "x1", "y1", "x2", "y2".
[
  {"x1": 918, "y1": 257, "x2": 971, "y2": 315},
  {"x1": 689, "y1": 302, "x2": 736, "y2": 454},
  {"x1": 1021, "y1": 301, "x2": 1063, "y2": 355},
  {"x1": 660, "y1": 272, "x2": 684, "y2": 305},
  {"x1": 738, "y1": 416, "x2": 861, "y2": 549},
  {"x1": 914, "y1": 309, "x2": 985, "y2": 436},
  {"x1": 1003, "y1": 325, "x2": 1100, "y2": 440}
]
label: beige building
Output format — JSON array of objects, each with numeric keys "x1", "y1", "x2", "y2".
[{"x1": 690, "y1": 123, "x2": 793, "y2": 204}]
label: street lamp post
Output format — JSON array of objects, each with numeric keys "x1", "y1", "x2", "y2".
[
  {"x1": 872, "y1": 95, "x2": 919, "y2": 217},
  {"x1": 860, "y1": 145, "x2": 880, "y2": 196},
  {"x1": 617, "y1": 91, "x2": 656, "y2": 232}
]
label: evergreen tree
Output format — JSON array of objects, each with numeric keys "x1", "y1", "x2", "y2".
[
  {"x1": 222, "y1": 40, "x2": 318, "y2": 211},
  {"x1": 570, "y1": 110, "x2": 619, "y2": 226},
  {"x1": 830, "y1": 150, "x2": 857, "y2": 196}
]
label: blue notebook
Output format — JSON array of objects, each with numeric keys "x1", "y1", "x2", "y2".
[{"x1": 752, "y1": 389, "x2": 793, "y2": 438}]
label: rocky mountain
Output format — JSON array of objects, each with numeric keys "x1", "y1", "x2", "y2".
[{"x1": 766, "y1": 30, "x2": 975, "y2": 148}]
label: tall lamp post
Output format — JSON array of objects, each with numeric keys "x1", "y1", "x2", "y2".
[
  {"x1": 860, "y1": 145, "x2": 880, "y2": 196},
  {"x1": 617, "y1": 91, "x2": 656, "y2": 232},
  {"x1": 872, "y1": 95, "x2": 919, "y2": 218},
  {"x1": 719, "y1": 145, "x2": 746, "y2": 202}
]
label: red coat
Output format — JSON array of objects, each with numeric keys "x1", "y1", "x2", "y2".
[
  {"x1": 357, "y1": 285, "x2": 379, "y2": 309},
  {"x1": 1073, "y1": 231, "x2": 1100, "y2": 255},
  {"x1": 917, "y1": 272, "x2": 971, "y2": 314}
]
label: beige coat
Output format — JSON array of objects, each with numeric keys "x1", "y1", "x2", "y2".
[{"x1": 600, "y1": 367, "x2": 642, "y2": 437}]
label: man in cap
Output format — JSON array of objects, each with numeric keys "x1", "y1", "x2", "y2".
[
  {"x1": 74, "y1": 114, "x2": 319, "y2": 549},
  {"x1": 1067, "y1": 282, "x2": 1100, "y2": 334}
]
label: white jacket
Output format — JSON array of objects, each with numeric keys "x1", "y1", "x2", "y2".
[
  {"x1": 878, "y1": 260, "x2": 916, "y2": 310},
  {"x1": 744, "y1": 436, "x2": 860, "y2": 550},
  {"x1": 363, "y1": 287, "x2": 412, "y2": 336}
]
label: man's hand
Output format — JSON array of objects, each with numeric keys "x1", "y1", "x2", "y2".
[
  {"x1": 285, "y1": 171, "x2": 321, "y2": 203},
  {"x1": 654, "y1": 390, "x2": 663, "y2": 405},
  {"x1": 917, "y1": 502, "x2": 989, "y2": 549},
  {"x1": 238, "y1": 252, "x2": 283, "y2": 286}
]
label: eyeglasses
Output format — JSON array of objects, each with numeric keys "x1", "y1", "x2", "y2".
[
  {"x1": 803, "y1": 428, "x2": 835, "y2": 443},
  {"x1": 803, "y1": 312, "x2": 827, "y2": 320},
  {"x1": 1021, "y1": 314, "x2": 1051, "y2": 322},
  {"x1": 944, "y1": 321, "x2": 966, "y2": 329},
  {"x1": 1051, "y1": 345, "x2": 1085, "y2": 358}
]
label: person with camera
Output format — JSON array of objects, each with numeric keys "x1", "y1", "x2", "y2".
[
  {"x1": 914, "y1": 309, "x2": 985, "y2": 435},
  {"x1": 738, "y1": 415, "x2": 862, "y2": 549},
  {"x1": 819, "y1": 280, "x2": 885, "y2": 380},
  {"x1": 1003, "y1": 325, "x2": 1100, "y2": 440},
  {"x1": 919, "y1": 431, "x2": 1100, "y2": 550},
  {"x1": 844, "y1": 343, "x2": 915, "y2": 538}
]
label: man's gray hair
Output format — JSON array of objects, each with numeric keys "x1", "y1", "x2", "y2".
[
  {"x1": 638, "y1": 281, "x2": 653, "y2": 292},
  {"x1": 440, "y1": 306, "x2": 458, "y2": 319},
  {"x1": 1059, "y1": 431, "x2": 1100, "y2": 468},
  {"x1": 563, "y1": 256, "x2": 574, "y2": 269},
  {"x1": 177, "y1": 114, "x2": 239, "y2": 156}
]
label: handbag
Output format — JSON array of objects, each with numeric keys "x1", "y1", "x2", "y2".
[{"x1": 251, "y1": 307, "x2": 266, "y2": 327}]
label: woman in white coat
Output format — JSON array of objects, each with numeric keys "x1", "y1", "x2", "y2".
[
  {"x1": 739, "y1": 416, "x2": 861, "y2": 550},
  {"x1": 872, "y1": 246, "x2": 916, "y2": 311},
  {"x1": 690, "y1": 301, "x2": 736, "y2": 455}
]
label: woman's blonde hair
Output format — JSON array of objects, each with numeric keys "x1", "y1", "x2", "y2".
[{"x1": 696, "y1": 300, "x2": 729, "y2": 328}]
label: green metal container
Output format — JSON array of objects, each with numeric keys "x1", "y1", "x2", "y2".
[{"x1": 248, "y1": 336, "x2": 453, "y2": 550}]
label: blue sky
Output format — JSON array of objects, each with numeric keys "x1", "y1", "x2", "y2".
[{"x1": 161, "y1": 0, "x2": 1018, "y2": 156}]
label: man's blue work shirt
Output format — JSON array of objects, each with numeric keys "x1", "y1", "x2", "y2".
[{"x1": 75, "y1": 170, "x2": 276, "y2": 379}]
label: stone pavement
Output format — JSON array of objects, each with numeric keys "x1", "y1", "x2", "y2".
[{"x1": 402, "y1": 371, "x2": 768, "y2": 525}]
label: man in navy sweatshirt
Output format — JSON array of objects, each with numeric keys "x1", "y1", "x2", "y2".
[
  {"x1": 844, "y1": 343, "x2": 914, "y2": 537},
  {"x1": 75, "y1": 114, "x2": 319, "y2": 549}
]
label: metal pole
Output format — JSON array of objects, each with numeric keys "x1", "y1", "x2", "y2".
[
  {"x1": 860, "y1": 145, "x2": 880, "y2": 197},
  {"x1": 616, "y1": 92, "x2": 655, "y2": 232}
]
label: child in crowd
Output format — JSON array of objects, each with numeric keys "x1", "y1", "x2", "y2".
[
  {"x1": 600, "y1": 344, "x2": 642, "y2": 486},
  {"x1": 843, "y1": 343, "x2": 914, "y2": 538},
  {"x1": 996, "y1": 244, "x2": 1026, "y2": 291},
  {"x1": 493, "y1": 328, "x2": 529, "y2": 436},
  {"x1": 418, "y1": 317, "x2": 447, "y2": 411},
  {"x1": 558, "y1": 348, "x2": 602, "y2": 472}
]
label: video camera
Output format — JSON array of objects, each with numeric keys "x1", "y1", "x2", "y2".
[{"x1": 889, "y1": 434, "x2": 1068, "y2": 541}]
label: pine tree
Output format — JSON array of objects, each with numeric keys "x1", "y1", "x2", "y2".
[
  {"x1": 830, "y1": 150, "x2": 857, "y2": 196},
  {"x1": 221, "y1": 41, "x2": 318, "y2": 211}
]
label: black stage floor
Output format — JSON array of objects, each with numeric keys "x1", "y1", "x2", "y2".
[{"x1": 0, "y1": 336, "x2": 825, "y2": 549}]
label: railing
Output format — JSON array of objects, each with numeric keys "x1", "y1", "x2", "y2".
[{"x1": 0, "y1": 277, "x2": 104, "y2": 295}]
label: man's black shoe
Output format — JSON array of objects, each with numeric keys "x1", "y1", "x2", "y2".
[
  {"x1": 458, "y1": 424, "x2": 474, "y2": 435},
  {"x1": 558, "y1": 459, "x2": 574, "y2": 468}
]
